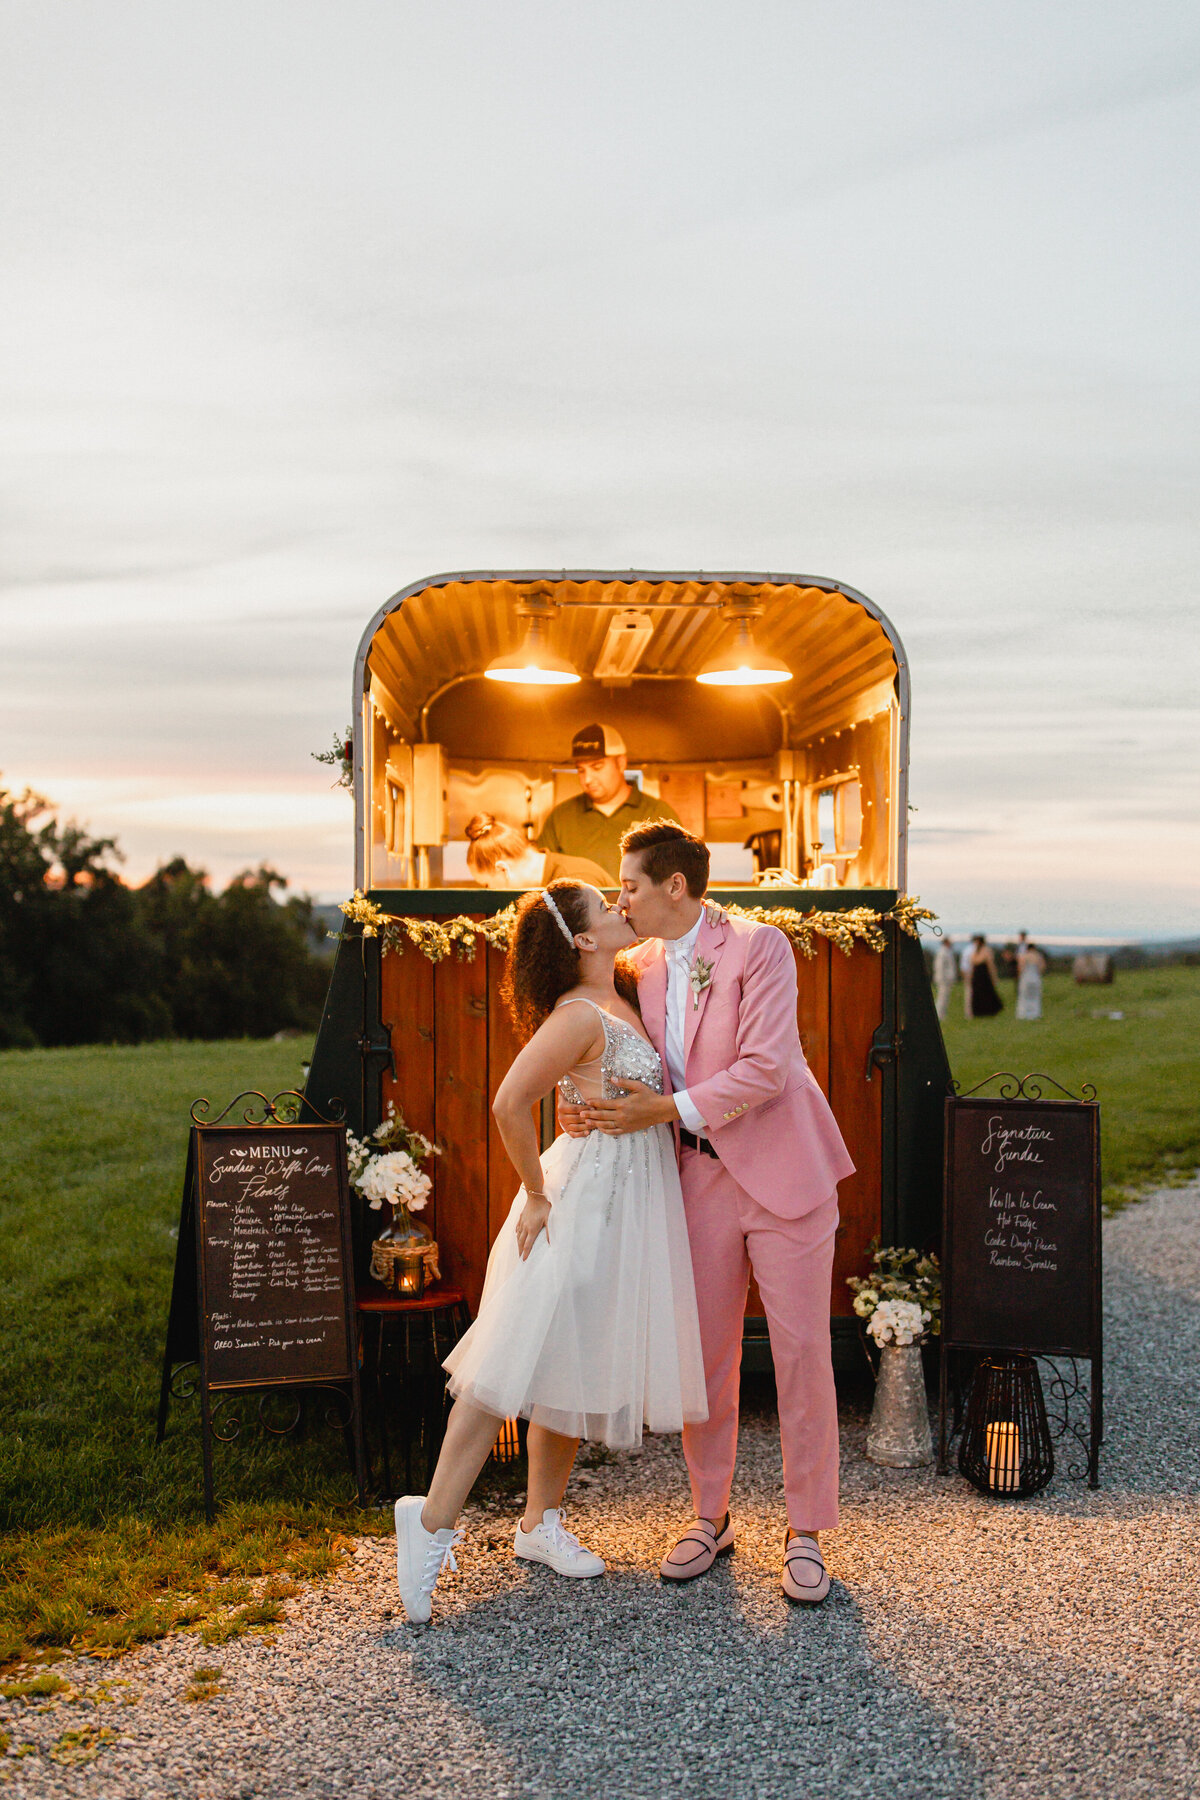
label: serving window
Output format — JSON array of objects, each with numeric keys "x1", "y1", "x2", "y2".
[{"x1": 356, "y1": 575, "x2": 904, "y2": 893}]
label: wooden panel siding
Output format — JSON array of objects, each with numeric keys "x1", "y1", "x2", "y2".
[
  {"x1": 486, "y1": 946, "x2": 527, "y2": 1242},
  {"x1": 380, "y1": 948, "x2": 437, "y2": 1233},
  {"x1": 828, "y1": 942, "x2": 884, "y2": 1316},
  {"x1": 794, "y1": 936, "x2": 831, "y2": 1096},
  {"x1": 433, "y1": 936, "x2": 491, "y2": 1312},
  {"x1": 382, "y1": 923, "x2": 883, "y2": 1324}
]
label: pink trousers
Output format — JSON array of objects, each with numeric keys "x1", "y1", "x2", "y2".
[{"x1": 679, "y1": 1147, "x2": 840, "y2": 1531}]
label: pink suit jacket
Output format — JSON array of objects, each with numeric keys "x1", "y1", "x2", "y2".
[{"x1": 631, "y1": 909, "x2": 855, "y2": 1219}]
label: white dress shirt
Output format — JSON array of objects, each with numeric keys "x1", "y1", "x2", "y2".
[{"x1": 663, "y1": 913, "x2": 708, "y2": 1136}]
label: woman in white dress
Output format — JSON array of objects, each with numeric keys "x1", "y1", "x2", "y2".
[
  {"x1": 1016, "y1": 942, "x2": 1046, "y2": 1020},
  {"x1": 393, "y1": 879, "x2": 707, "y2": 1623}
]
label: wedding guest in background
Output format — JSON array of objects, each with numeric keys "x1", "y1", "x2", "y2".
[
  {"x1": 968, "y1": 934, "x2": 1004, "y2": 1018},
  {"x1": 1016, "y1": 940, "x2": 1046, "y2": 1021},
  {"x1": 960, "y1": 937, "x2": 976, "y2": 1018},
  {"x1": 999, "y1": 940, "x2": 1019, "y2": 983},
  {"x1": 465, "y1": 813, "x2": 612, "y2": 890},
  {"x1": 933, "y1": 935, "x2": 958, "y2": 1021}
]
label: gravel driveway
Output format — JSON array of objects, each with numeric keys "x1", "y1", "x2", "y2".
[{"x1": 5, "y1": 1177, "x2": 1198, "y2": 1800}]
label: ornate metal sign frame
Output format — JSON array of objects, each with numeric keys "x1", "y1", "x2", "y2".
[{"x1": 156, "y1": 1092, "x2": 366, "y2": 1520}]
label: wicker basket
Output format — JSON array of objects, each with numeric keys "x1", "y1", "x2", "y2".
[{"x1": 369, "y1": 1237, "x2": 442, "y2": 1293}]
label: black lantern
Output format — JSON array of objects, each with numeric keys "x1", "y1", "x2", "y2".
[{"x1": 958, "y1": 1354, "x2": 1055, "y2": 1498}]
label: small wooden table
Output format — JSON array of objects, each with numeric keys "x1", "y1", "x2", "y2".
[{"x1": 356, "y1": 1281, "x2": 470, "y2": 1496}]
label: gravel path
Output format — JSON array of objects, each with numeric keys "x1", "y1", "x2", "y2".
[{"x1": 5, "y1": 1178, "x2": 1198, "y2": 1800}]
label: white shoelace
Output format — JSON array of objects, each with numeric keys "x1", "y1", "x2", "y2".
[
  {"x1": 421, "y1": 1528, "x2": 463, "y2": 1594},
  {"x1": 540, "y1": 1514, "x2": 583, "y2": 1557}
]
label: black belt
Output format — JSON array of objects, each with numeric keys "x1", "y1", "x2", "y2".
[{"x1": 679, "y1": 1127, "x2": 719, "y2": 1159}]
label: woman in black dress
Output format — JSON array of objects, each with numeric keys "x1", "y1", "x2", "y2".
[{"x1": 969, "y1": 935, "x2": 1004, "y2": 1016}]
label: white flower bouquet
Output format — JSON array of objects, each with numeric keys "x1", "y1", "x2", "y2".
[
  {"x1": 847, "y1": 1244, "x2": 941, "y2": 1348},
  {"x1": 358, "y1": 1149, "x2": 432, "y2": 1214},
  {"x1": 862, "y1": 1297, "x2": 929, "y2": 1347},
  {"x1": 346, "y1": 1102, "x2": 440, "y2": 1214}
]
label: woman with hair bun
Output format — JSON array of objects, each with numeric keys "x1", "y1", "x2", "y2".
[
  {"x1": 392, "y1": 879, "x2": 706, "y2": 1623},
  {"x1": 464, "y1": 812, "x2": 611, "y2": 890}
]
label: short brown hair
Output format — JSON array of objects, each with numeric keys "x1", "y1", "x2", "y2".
[{"x1": 619, "y1": 819, "x2": 709, "y2": 898}]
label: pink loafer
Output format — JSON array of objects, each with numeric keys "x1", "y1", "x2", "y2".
[
  {"x1": 660, "y1": 1516, "x2": 735, "y2": 1581},
  {"x1": 781, "y1": 1531, "x2": 830, "y2": 1605}
]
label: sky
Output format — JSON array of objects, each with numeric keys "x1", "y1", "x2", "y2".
[{"x1": 2, "y1": 1, "x2": 1197, "y2": 939}]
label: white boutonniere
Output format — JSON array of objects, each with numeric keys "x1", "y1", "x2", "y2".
[{"x1": 688, "y1": 954, "x2": 714, "y2": 1011}]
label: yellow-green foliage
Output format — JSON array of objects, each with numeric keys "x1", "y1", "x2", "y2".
[
  {"x1": 182, "y1": 1664, "x2": 224, "y2": 1703},
  {"x1": 0, "y1": 1518, "x2": 364, "y2": 1667}
]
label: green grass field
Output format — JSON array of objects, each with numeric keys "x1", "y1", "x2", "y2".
[
  {"x1": 0, "y1": 1038, "x2": 382, "y2": 1668},
  {"x1": 0, "y1": 964, "x2": 1196, "y2": 1667}
]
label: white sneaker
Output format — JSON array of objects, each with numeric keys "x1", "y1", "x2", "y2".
[
  {"x1": 514, "y1": 1508, "x2": 606, "y2": 1578},
  {"x1": 394, "y1": 1495, "x2": 462, "y2": 1623}
]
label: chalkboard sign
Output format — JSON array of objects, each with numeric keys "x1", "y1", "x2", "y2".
[
  {"x1": 943, "y1": 1096, "x2": 1101, "y2": 1355},
  {"x1": 195, "y1": 1126, "x2": 352, "y2": 1387},
  {"x1": 157, "y1": 1092, "x2": 365, "y2": 1517},
  {"x1": 938, "y1": 1075, "x2": 1102, "y2": 1489}
]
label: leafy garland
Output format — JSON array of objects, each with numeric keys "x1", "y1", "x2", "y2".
[{"x1": 337, "y1": 889, "x2": 936, "y2": 965}]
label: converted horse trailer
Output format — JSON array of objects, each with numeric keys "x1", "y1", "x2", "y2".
[{"x1": 304, "y1": 571, "x2": 950, "y2": 1364}]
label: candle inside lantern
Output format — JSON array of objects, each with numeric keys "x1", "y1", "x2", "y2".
[
  {"x1": 986, "y1": 1419, "x2": 1020, "y2": 1492},
  {"x1": 396, "y1": 1247, "x2": 426, "y2": 1297}
]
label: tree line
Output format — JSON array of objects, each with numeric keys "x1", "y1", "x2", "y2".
[{"x1": 0, "y1": 783, "x2": 331, "y2": 1049}]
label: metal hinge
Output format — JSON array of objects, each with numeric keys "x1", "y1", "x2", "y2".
[
  {"x1": 866, "y1": 1027, "x2": 901, "y2": 1082},
  {"x1": 358, "y1": 1024, "x2": 396, "y2": 1080}
]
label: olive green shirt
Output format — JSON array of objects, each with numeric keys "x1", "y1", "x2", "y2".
[
  {"x1": 537, "y1": 788, "x2": 683, "y2": 883},
  {"x1": 542, "y1": 851, "x2": 615, "y2": 889}
]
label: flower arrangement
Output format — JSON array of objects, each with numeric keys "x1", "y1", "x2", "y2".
[
  {"x1": 688, "y1": 954, "x2": 714, "y2": 1010},
  {"x1": 334, "y1": 890, "x2": 937, "y2": 966},
  {"x1": 847, "y1": 1245, "x2": 941, "y2": 1347},
  {"x1": 312, "y1": 729, "x2": 354, "y2": 790},
  {"x1": 346, "y1": 1102, "x2": 440, "y2": 1215},
  {"x1": 861, "y1": 1298, "x2": 929, "y2": 1347}
]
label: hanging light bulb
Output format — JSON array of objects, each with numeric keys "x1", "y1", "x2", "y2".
[
  {"x1": 696, "y1": 605, "x2": 792, "y2": 687},
  {"x1": 485, "y1": 596, "x2": 580, "y2": 686}
]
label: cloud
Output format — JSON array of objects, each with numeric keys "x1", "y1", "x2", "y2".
[{"x1": 1, "y1": 2, "x2": 1197, "y2": 927}]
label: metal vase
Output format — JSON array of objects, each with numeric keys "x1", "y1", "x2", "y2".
[{"x1": 866, "y1": 1343, "x2": 933, "y2": 1467}]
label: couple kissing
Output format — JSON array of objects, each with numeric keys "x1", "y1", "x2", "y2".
[{"x1": 393, "y1": 819, "x2": 855, "y2": 1621}]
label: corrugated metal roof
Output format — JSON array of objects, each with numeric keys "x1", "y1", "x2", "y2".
[{"x1": 365, "y1": 575, "x2": 898, "y2": 747}]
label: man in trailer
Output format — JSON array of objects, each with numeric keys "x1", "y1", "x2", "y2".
[{"x1": 536, "y1": 722, "x2": 682, "y2": 883}]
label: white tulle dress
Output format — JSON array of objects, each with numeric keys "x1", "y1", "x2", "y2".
[{"x1": 442, "y1": 998, "x2": 708, "y2": 1448}]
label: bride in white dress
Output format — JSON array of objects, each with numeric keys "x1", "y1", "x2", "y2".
[{"x1": 393, "y1": 880, "x2": 707, "y2": 1623}]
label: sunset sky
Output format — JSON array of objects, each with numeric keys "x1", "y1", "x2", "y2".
[{"x1": 2, "y1": 2, "x2": 1197, "y2": 939}]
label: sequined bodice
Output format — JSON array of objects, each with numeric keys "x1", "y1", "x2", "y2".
[{"x1": 557, "y1": 1004, "x2": 663, "y2": 1106}]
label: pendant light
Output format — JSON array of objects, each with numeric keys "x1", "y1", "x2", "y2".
[
  {"x1": 485, "y1": 595, "x2": 580, "y2": 686},
  {"x1": 696, "y1": 602, "x2": 792, "y2": 687}
]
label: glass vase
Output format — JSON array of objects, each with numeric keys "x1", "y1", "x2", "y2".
[
  {"x1": 866, "y1": 1342, "x2": 933, "y2": 1467},
  {"x1": 375, "y1": 1202, "x2": 432, "y2": 1250}
]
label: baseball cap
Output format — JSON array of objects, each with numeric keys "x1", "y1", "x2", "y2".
[{"x1": 570, "y1": 722, "x2": 627, "y2": 760}]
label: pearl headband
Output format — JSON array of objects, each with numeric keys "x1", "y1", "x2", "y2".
[{"x1": 540, "y1": 889, "x2": 577, "y2": 948}]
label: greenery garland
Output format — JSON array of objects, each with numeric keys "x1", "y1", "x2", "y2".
[{"x1": 337, "y1": 890, "x2": 937, "y2": 965}]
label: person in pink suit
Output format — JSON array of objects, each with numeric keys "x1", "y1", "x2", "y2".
[{"x1": 568, "y1": 820, "x2": 855, "y2": 1604}]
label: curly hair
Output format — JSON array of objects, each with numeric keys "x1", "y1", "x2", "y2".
[{"x1": 500, "y1": 879, "x2": 641, "y2": 1042}]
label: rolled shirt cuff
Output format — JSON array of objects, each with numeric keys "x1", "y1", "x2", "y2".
[{"x1": 673, "y1": 1088, "x2": 708, "y2": 1135}]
